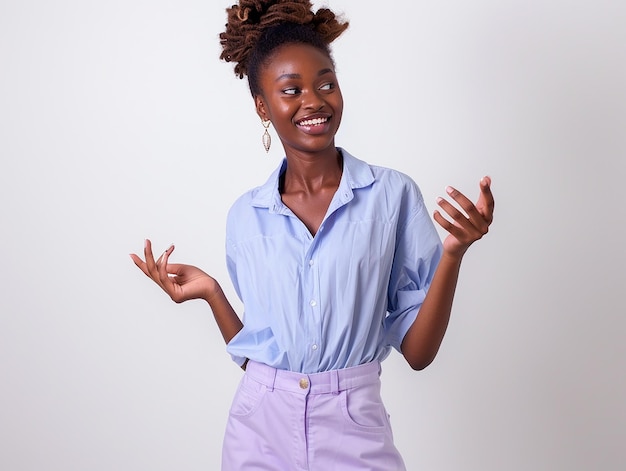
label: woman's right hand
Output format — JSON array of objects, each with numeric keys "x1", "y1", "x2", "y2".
[{"x1": 130, "y1": 239, "x2": 219, "y2": 304}]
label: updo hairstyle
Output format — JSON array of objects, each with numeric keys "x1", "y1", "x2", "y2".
[{"x1": 219, "y1": 0, "x2": 348, "y2": 96}]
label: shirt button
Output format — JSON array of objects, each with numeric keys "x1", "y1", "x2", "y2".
[
  {"x1": 311, "y1": 344, "x2": 318, "y2": 351},
  {"x1": 309, "y1": 300, "x2": 317, "y2": 307},
  {"x1": 309, "y1": 259, "x2": 314, "y2": 267},
  {"x1": 299, "y1": 378, "x2": 309, "y2": 389}
]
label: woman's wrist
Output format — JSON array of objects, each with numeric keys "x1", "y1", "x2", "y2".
[
  {"x1": 203, "y1": 279, "x2": 224, "y2": 305},
  {"x1": 440, "y1": 248, "x2": 465, "y2": 266}
]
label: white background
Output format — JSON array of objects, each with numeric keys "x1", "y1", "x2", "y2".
[{"x1": 1, "y1": 1, "x2": 625, "y2": 469}]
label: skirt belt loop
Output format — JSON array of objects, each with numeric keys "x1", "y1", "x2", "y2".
[{"x1": 330, "y1": 369, "x2": 339, "y2": 395}]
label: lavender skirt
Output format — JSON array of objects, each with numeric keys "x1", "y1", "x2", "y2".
[{"x1": 221, "y1": 360, "x2": 406, "y2": 470}]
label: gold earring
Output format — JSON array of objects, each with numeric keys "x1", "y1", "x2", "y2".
[{"x1": 262, "y1": 119, "x2": 271, "y2": 153}]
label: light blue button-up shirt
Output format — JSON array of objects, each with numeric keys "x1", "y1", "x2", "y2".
[{"x1": 225, "y1": 149, "x2": 442, "y2": 373}]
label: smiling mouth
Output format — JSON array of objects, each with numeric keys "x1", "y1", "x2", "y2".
[{"x1": 296, "y1": 117, "x2": 329, "y2": 127}]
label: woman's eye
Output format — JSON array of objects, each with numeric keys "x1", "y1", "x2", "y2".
[
  {"x1": 319, "y1": 82, "x2": 334, "y2": 91},
  {"x1": 282, "y1": 87, "x2": 300, "y2": 95}
]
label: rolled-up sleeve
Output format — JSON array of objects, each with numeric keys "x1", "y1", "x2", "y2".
[{"x1": 385, "y1": 202, "x2": 442, "y2": 351}]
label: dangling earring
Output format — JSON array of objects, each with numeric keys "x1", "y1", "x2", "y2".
[{"x1": 261, "y1": 119, "x2": 271, "y2": 153}]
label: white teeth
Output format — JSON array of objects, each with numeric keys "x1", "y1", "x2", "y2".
[{"x1": 298, "y1": 117, "x2": 328, "y2": 126}]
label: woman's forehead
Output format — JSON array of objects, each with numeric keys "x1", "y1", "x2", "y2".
[{"x1": 263, "y1": 43, "x2": 335, "y2": 75}]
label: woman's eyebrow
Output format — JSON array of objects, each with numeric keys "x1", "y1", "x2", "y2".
[
  {"x1": 275, "y1": 68, "x2": 334, "y2": 82},
  {"x1": 276, "y1": 73, "x2": 300, "y2": 82}
]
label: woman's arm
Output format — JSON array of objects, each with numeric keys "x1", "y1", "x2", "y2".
[
  {"x1": 130, "y1": 239, "x2": 243, "y2": 344},
  {"x1": 401, "y1": 177, "x2": 494, "y2": 370}
]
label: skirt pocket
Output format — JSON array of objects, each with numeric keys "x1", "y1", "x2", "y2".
[
  {"x1": 339, "y1": 381, "x2": 390, "y2": 432},
  {"x1": 228, "y1": 374, "x2": 267, "y2": 418}
]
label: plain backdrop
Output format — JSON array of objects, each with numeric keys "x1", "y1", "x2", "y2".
[{"x1": 1, "y1": 1, "x2": 625, "y2": 470}]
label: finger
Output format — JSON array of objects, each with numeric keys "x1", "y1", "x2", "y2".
[
  {"x1": 144, "y1": 239, "x2": 158, "y2": 276},
  {"x1": 433, "y1": 209, "x2": 455, "y2": 233},
  {"x1": 144, "y1": 239, "x2": 168, "y2": 290},
  {"x1": 445, "y1": 184, "x2": 492, "y2": 234},
  {"x1": 161, "y1": 264, "x2": 186, "y2": 292},
  {"x1": 433, "y1": 209, "x2": 472, "y2": 241},
  {"x1": 131, "y1": 246, "x2": 168, "y2": 292},
  {"x1": 437, "y1": 191, "x2": 490, "y2": 241},
  {"x1": 157, "y1": 244, "x2": 176, "y2": 286},
  {"x1": 163, "y1": 263, "x2": 186, "y2": 276},
  {"x1": 129, "y1": 253, "x2": 151, "y2": 277},
  {"x1": 436, "y1": 196, "x2": 468, "y2": 224},
  {"x1": 444, "y1": 186, "x2": 486, "y2": 225},
  {"x1": 477, "y1": 176, "x2": 495, "y2": 222},
  {"x1": 437, "y1": 194, "x2": 485, "y2": 234}
]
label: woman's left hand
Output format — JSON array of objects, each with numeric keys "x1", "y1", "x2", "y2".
[{"x1": 433, "y1": 176, "x2": 495, "y2": 258}]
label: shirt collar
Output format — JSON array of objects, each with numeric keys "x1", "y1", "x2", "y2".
[{"x1": 250, "y1": 148, "x2": 375, "y2": 212}]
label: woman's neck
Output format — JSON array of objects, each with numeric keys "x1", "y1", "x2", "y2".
[{"x1": 281, "y1": 147, "x2": 343, "y2": 196}]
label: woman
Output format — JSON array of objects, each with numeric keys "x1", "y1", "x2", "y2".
[{"x1": 131, "y1": 1, "x2": 494, "y2": 469}]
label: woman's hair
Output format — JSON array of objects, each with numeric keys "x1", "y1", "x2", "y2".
[{"x1": 219, "y1": 0, "x2": 348, "y2": 96}]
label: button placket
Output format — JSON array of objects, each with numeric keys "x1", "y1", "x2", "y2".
[{"x1": 302, "y1": 230, "x2": 322, "y2": 371}]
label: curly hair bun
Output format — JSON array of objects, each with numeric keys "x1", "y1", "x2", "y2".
[{"x1": 220, "y1": 0, "x2": 348, "y2": 79}]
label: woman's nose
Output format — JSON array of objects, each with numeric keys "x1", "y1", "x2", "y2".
[{"x1": 302, "y1": 89, "x2": 325, "y2": 110}]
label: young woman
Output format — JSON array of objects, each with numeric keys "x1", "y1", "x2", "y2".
[{"x1": 131, "y1": 1, "x2": 494, "y2": 469}]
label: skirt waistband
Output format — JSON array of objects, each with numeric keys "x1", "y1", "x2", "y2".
[{"x1": 245, "y1": 360, "x2": 381, "y2": 395}]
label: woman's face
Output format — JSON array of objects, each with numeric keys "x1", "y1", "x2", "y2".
[{"x1": 255, "y1": 43, "x2": 343, "y2": 156}]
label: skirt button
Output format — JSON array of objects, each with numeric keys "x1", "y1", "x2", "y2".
[{"x1": 299, "y1": 378, "x2": 309, "y2": 389}]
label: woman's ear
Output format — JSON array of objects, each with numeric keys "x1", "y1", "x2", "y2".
[{"x1": 255, "y1": 95, "x2": 268, "y2": 121}]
